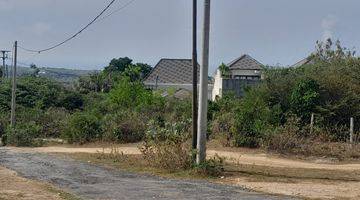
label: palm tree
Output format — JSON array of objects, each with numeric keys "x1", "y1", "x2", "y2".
[{"x1": 219, "y1": 63, "x2": 230, "y2": 78}]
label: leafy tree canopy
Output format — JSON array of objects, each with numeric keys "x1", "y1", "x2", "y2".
[{"x1": 104, "y1": 57, "x2": 133, "y2": 73}]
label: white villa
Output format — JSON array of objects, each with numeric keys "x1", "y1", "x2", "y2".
[
  {"x1": 144, "y1": 56, "x2": 263, "y2": 101},
  {"x1": 212, "y1": 54, "x2": 264, "y2": 100}
]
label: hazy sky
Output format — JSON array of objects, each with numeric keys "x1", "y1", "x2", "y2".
[{"x1": 0, "y1": 0, "x2": 359, "y2": 73}]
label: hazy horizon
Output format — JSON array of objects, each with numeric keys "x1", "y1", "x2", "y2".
[{"x1": 1, "y1": 0, "x2": 360, "y2": 72}]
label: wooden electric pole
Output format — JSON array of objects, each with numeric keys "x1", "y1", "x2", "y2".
[
  {"x1": 192, "y1": 0, "x2": 198, "y2": 152},
  {"x1": 197, "y1": 0, "x2": 211, "y2": 164},
  {"x1": 10, "y1": 41, "x2": 17, "y2": 127}
]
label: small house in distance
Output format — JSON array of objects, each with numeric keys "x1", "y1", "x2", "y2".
[
  {"x1": 212, "y1": 54, "x2": 263, "y2": 100},
  {"x1": 144, "y1": 58, "x2": 213, "y2": 99},
  {"x1": 291, "y1": 56, "x2": 315, "y2": 67}
]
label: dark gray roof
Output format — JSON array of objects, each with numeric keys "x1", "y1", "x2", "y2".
[
  {"x1": 227, "y1": 54, "x2": 263, "y2": 70},
  {"x1": 144, "y1": 59, "x2": 199, "y2": 84},
  {"x1": 292, "y1": 56, "x2": 315, "y2": 67}
]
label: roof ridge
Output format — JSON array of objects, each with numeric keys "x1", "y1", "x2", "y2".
[
  {"x1": 226, "y1": 54, "x2": 263, "y2": 70},
  {"x1": 144, "y1": 58, "x2": 199, "y2": 84},
  {"x1": 159, "y1": 58, "x2": 192, "y2": 61},
  {"x1": 227, "y1": 54, "x2": 246, "y2": 67}
]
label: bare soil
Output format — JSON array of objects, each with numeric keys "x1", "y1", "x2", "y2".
[{"x1": 0, "y1": 166, "x2": 74, "y2": 200}]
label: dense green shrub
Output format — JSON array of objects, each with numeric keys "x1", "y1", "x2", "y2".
[
  {"x1": 140, "y1": 120, "x2": 192, "y2": 171},
  {"x1": 233, "y1": 86, "x2": 281, "y2": 147},
  {"x1": 4, "y1": 122, "x2": 42, "y2": 147},
  {"x1": 163, "y1": 97, "x2": 192, "y2": 123},
  {"x1": 109, "y1": 77, "x2": 154, "y2": 109},
  {"x1": 62, "y1": 112, "x2": 102, "y2": 144},
  {"x1": 83, "y1": 92, "x2": 113, "y2": 117},
  {"x1": 58, "y1": 91, "x2": 84, "y2": 111},
  {"x1": 102, "y1": 111, "x2": 146, "y2": 143},
  {"x1": 290, "y1": 79, "x2": 320, "y2": 122},
  {"x1": 254, "y1": 41, "x2": 360, "y2": 143},
  {"x1": 38, "y1": 108, "x2": 69, "y2": 138},
  {"x1": 0, "y1": 113, "x2": 8, "y2": 138},
  {"x1": 210, "y1": 93, "x2": 239, "y2": 145},
  {"x1": 0, "y1": 81, "x2": 11, "y2": 111},
  {"x1": 16, "y1": 77, "x2": 62, "y2": 109},
  {"x1": 193, "y1": 155, "x2": 224, "y2": 177}
]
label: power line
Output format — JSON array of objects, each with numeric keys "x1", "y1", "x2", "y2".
[
  {"x1": 96, "y1": 0, "x2": 136, "y2": 23},
  {"x1": 18, "y1": 0, "x2": 117, "y2": 53},
  {"x1": 8, "y1": 56, "x2": 32, "y2": 67}
]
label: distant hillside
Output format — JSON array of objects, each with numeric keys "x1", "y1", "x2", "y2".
[{"x1": 16, "y1": 66, "x2": 98, "y2": 83}]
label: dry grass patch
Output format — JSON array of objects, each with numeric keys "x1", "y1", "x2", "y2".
[{"x1": 0, "y1": 166, "x2": 80, "y2": 200}]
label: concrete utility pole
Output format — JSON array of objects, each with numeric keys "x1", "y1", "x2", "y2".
[
  {"x1": 10, "y1": 41, "x2": 17, "y2": 127},
  {"x1": 310, "y1": 113, "x2": 315, "y2": 134},
  {"x1": 197, "y1": 0, "x2": 211, "y2": 164},
  {"x1": 192, "y1": 0, "x2": 198, "y2": 151},
  {"x1": 0, "y1": 50, "x2": 10, "y2": 78},
  {"x1": 350, "y1": 117, "x2": 354, "y2": 144}
]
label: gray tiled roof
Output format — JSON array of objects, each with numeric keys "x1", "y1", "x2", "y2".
[
  {"x1": 227, "y1": 54, "x2": 263, "y2": 70},
  {"x1": 292, "y1": 56, "x2": 315, "y2": 67},
  {"x1": 144, "y1": 59, "x2": 199, "y2": 84}
]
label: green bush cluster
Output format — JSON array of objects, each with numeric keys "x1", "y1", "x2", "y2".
[
  {"x1": 209, "y1": 39, "x2": 359, "y2": 151},
  {"x1": 102, "y1": 111, "x2": 146, "y2": 143},
  {"x1": 5, "y1": 122, "x2": 42, "y2": 147},
  {"x1": 0, "y1": 47, "x2": 358, "y2": 163},
  {"x1": 193, "y1": 155, "x2": 224, "y2": 177},
  {"x1": 0, "y1": 77, "x2": 84, "y2": 146},
  {"x1": 62, "y1": 112, "x2": 102, "y2": 144}
]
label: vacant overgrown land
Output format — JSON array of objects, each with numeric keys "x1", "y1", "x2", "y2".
[{"x1": 0, "y1": 40, "x2": 360, "y2": 199}]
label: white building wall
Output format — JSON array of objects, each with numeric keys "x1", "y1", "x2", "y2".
[{"x1": 211, "y1": 69, "x2": 223, "y2": 101}]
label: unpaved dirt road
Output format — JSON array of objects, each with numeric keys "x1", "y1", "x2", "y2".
[
  {"x1": 16, "y1": 146, "x2": 360, "y2": 171},
  {"x1": 0, "y1": 147, "x2": 290, "y2": 200},
  {"x1": 13, "y1": 146, "x2": 360, "y2": 199}
]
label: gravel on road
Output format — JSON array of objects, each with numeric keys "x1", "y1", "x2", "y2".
[{"x1": 0, "y1": 147, "x2": 293, "y2": 200}]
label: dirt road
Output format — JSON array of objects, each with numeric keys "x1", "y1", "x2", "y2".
[
  {"x1": 0, "y1": 147, "x2": 290, "y2": 200},
  {"x1": 15, "y1": 146, "x2": 360, "y2": 171},
  {"x1": 11, "y1": 146, "x2": 360, "y2": 199}
]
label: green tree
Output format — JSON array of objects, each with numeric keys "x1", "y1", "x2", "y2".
[
  {"x1": 135, "y1": 63, "x2": 152, "y2": 78},
  {"x1": 62, "y1": 112, "x2": 102, "y2": 144},
  {"x1": 312, "y1": 39, "x2": 355, "y2": 62},
  {"x1": 58, "y1": 92, "x2": 84, "y2": 111},
  {"x1": 234, "y1": 86, "x2": 280, "y2": 147},
  {"x1": 219, "y1": 63, "x2": 230, "y2": 78},
  {"x1": 123, "y1": 65, "x2": 141, "y2": 82},
  {"x1": 104, "y1": 57, "x2": 133, "y2": 73},
  {"x1": 290, "y1": 79, "x2": 320, "y2": 122},
  {"x1": 30, "y1": 64, "x2": 40, "y2": 77},
  {"x1": 109, "y1": 77, "x2": 153, "y2": 109}
]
